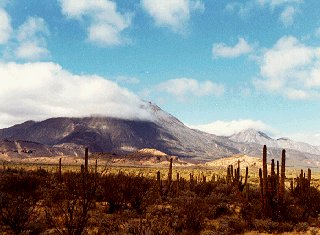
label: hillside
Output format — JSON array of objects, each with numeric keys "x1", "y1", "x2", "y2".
[{"x1": 0, "y1": 102, "x2": 319, "y2": 168}]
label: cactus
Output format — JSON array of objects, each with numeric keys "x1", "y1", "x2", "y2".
[
  {"x1": 307, "y1": 168, "x2": 311, "y2": 188},
  {"x1": 190, "y1": 173, "x2": 194, "y2": 190},
  {"x1": 271, "y1": 159, "x2": 275, "y2": 176},
  {"x1": 95, "y1": 159, "x2": 98, "y2": 174},
  {"x1": 226, "y1": 162, "x2": 248, "y2": 192},
  {"x1": 262, "y1": 145, "x2": 268, "y2": 214},
  {"x1": 203, "y1": 175, "x2": 206, "y2": 183},
  {"x1": 85, "y1": 147, "x2": 89, "y2": 174},
  {"x1": 279, "y1": 149, "x2": 286, "y2": 202},
  {"x1": 176, "y1": 172, "x2": 180, "y2": 195},
  {"x1": 157, "y1": 171, "x2": 162, "y2": 196},
  {"x1": 258, "y1": 146, "x2": 292, "y2": 218},
  {"x1": 226, "y1": 166, "x2": 231, "y2": 183},
  {"x1": 212, "y1": 174, "x2": 216, "y2": 182},
  {"x1": 276, "y1": 160, "x2": 280, "y2": 200},
  {"x1": 168, "y1": 158, "x2": 173, "y2": 184},
  {"x1": 59, "y1": 158, "x2": 62, "y2": 182},
  {"x1": 293, "y1": 168, "x2": 311, "y2": 195},
  {"x1": 259, "y1": 168, "x2": 263, "y2": 201}
]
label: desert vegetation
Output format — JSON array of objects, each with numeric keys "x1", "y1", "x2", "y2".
[{"x1": 0, "y1": 146, "x2": 320, "y2": 234}]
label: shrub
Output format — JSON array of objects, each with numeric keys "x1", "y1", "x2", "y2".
[
  {"x1": 44, "y1": 172, "x2": 96, "y2": 235},
  {"x1": 0, "y1": 172, "x2": 42, "y2": 234}
]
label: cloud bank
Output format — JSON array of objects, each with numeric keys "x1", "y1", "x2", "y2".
[
  {"x1": 190, "y1": 119, "x2": 271, "y2": 136},
  {"x1": 0, "y1": 62, "x2": 153, "y2": 128}
]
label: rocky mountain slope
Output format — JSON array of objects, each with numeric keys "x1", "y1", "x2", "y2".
[
  {"x1": 0, "y1": 103, "x2": 238, "y2": 160},
  {"x1": 230, "y1": 129, "x2": 320, "y2": 156},
  {"x1": 0, "y1": 139, "x2": 84, "y2": 157},
  {"x1": 0, "y1": 102, "x2": 319, "y2": 167}
]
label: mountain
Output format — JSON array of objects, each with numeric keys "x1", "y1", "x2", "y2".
[
  {"x1": 0, "y1": 139, "x2": 84, "y2": 157},
  {"x1": 0, "y1": 103, "x2": 239, "y2": 160},
  {"x1": 0, "y1": 102, "x2": 319, "y2": 168},
  {"x1": 230, "y1": 129, "x2": 320, "y2": 156}
]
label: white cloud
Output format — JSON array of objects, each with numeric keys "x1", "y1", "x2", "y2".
[
  {"x1": 191, "y1": 119, "x2": 320, "y2": 146},
  {"x1": 254, "y1": 36, "x2": 320, "y2": 99},
  {"x1": 14, "y1": 17, "x2": 50, "y2": 60},
  {"x1": 0, "y1": 7, "x2": 12, "y2": 44},
  {"x1": 226, "y1": 0, "x2": 302, "y2": 26},
  {"x1": 141, "y1": 0, "x2": 204, "y2": 32},
  {"x1": 190, "y1": 119, "x2": 271, "y2": 136},
  {"x1": 212, "y1": 38, "x2": 254, "y2": 58},
  {"x1": 279, "y1": 6, "x2": 296, "y2": 26},
  {"x1": 0, "y1": 62, "x2": 153, "y2": 128},
  {"x1": 15, "y1": 42, "x2": 49, "y2": 60},
  {"x1": 157, "y1": 78, "x2": 224, "y2": 100},
  {"x1": 59, "y1": 0, "x2": 131, "y2": 46},
  {"x1": 288, "y1": 132, "x2": 320, "y2": 146},
  {"x1": 17, "y1": 17, "x2": 49, "y2": 42}
]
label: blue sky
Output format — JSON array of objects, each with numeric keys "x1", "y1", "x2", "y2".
[{"x1": 1, "y1": 0, "x2": 320, "y2": 145}]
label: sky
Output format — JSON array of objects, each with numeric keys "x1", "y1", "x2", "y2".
[{"x1": 1, "y1": 0, "x2": 320, "y2": 145}]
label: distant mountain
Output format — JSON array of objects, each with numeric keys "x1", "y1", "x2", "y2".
[
  {"x1": 230, "y1": 128, "x2": 274, "y2": 146},
  {"x1": 0, "y1": 102, "x2": 319, "y2": 168},
  {"x1": 0, "y1": 139, "x2": 84, "y2": 157},
  {"x1": 230, "y1": 129, "x2": 320, "y2": 156}
]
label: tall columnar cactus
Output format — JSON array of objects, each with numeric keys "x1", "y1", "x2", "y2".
[
  {"x1": 270, "y1": 159, "x2": 276, "y2": 196},
  {"x1": 276, "y1": 160, "x2": 280, "y2": 199},
  {"x1": 307, "y1": 168, "x2": 311, "y2": 188},
  {"x1": 259, "y1": 146, "x2": 288, "y2": 217},
  {"x1": 244, "y1": 166, "x2": 248, "y2": 185},
  {"x1": 203, "y1": 175, "x2": 206, "y2": 183},
  {"x1": 271, "y1": 159, "x2": 275, "y2": 176},
  {"x1": 226, "y1": 162, "x2": 248, "y2": 192},
  {"x1": 259, "y1": 168, "x2": 263, "y2": 201},
  {"x1": 293, "y1": 168, "x2": 312, "y2": 195},
  {"x1": 230, "y1": 165, "x2": 234, "y2": 179},
  {"x1": 95, "y1": 159, "x2": 98, "y2": 174},
  {"x1": 190, "y1": 173, "x2": 194, "y2": 189},
  {"x1": 226, "y1": 165, "x2": 231, "y2": 183},
  {"x1": 168, "y1": 158, "x2": 173, "y2": 185},
  {"x1": 262, "y1": 145, "x2": 268, "y2": 213},
  {"x1": 212, "y1": 174, "x2": 216, "y2": 182},
  {"x1": 59, "y1": 158, "x2": 62, "y2": 182},
  {"x1": 279, "y1": 149, "x2": 286, "y2": 202},
  {"x1": 85, "y1": 147, "x2": 89, "y2": 174}
]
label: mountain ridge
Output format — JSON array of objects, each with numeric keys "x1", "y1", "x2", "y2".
[
  {"x1": 0, "y1": 102, "x2": 319, "y2": 168},
  {"x1": 230, "y1": 128, "x2": 320, "y2": 156}
]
